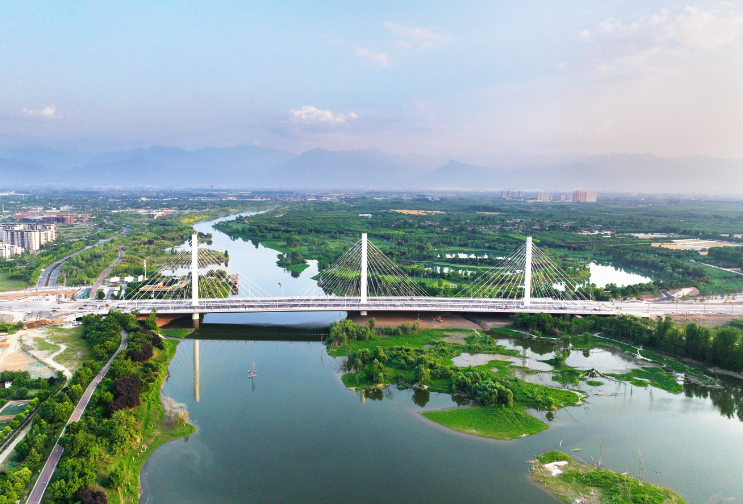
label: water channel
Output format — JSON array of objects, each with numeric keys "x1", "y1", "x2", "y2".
[{"x1": 140, "y1": 213, "x2": 743, "y2": 504}]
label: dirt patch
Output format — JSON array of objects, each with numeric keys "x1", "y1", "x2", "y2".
[
  {"x1": 389, "y1": 210, "x2": 444, "y2": 215},
  {"x1": 347, "y1": 311, "x2": 480, "y2": 329},
  {"x1": 442, "y1": 332, "x2": 470, "y2": 344},
  {"x1": 461, "y1": 313, "x2": 514, "y2": 330},
  {"x1": 667, "y1": 313, "x2": 743, "y2": 328}
]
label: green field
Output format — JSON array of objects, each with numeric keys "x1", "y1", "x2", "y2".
[
  {"x1": 0, "y1": 271, "x2": 26, "y2": 292},
  {"x1": 422, "y1": 405, "x2": 548, "y2": 440}
]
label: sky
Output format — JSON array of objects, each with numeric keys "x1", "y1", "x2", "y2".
[{"x1": 1, "y1": 0, "x2": 743, "y2": 157}]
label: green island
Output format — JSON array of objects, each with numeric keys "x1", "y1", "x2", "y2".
[
  {"x1": 531, "y1": 451, "x2": 686, "y2": 504},
  {"x1": 327, "y1": 319, "x2": 583, "y2": 440}
]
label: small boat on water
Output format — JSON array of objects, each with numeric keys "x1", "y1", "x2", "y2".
[{"x1": 248, "y1": 362, "x2": 258, "y2": 379}]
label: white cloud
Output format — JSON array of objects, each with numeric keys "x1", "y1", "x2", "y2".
[
  {"x1": 289, "y1": 106, "x2": 358, "y2": 124},
  {"x1": 384, "y1": 22, "x2": 451, "y2": 48},
  {"x1": 22, "y1": 105, "x2": 56, "y2": 117},
  {"x1": 355, "y1": 48, "x2": 389, "y2": 66},
  {"x1": 580, "y1": 5, "x2": 743, "y2": 68}
]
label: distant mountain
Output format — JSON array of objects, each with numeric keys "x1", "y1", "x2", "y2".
[
  {"x1": 0, "y1": 158, "x2": 53, "y2": 187},
  {"x1": 429, "y1": 154, "x2": 743, "y2": 193},
  {"x1": 0, "y1": 144, "x2": 92, "y2": 170},
  {"x1": 0, "y1": 143, "x2": 742, "y2": 193},
  {"x1": 258, "y1": 148, "x2": 418, "y2": 189},
  {"x1": 90, "y1": 145, "x2": 294, "y2": 177}
]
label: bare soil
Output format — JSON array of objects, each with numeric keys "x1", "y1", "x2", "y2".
[{"x1": 667, "y1": 313, "x2": 743, "y2": 328}]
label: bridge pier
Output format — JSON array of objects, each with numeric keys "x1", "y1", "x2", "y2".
[{"x1": 192, "y1": 312, "x2": 200, "y2": 329}]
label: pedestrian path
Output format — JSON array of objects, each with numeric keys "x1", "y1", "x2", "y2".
[{"x1": 25, "y1": 330, "x2": 128, "y2": 504}]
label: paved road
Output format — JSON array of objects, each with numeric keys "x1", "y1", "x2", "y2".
[
  {"x1": 89, "y1": 247, "x2": 124, "y2": 300},
  {"x1": 26, "y1": 330, "x2": 128, "y2": 504},
  {"x1": 36, "y1": 227, "x2": 130, "y2": 288}
]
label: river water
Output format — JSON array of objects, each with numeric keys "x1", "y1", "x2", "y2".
[{"x1": 141, "y1": 213, "x2": 743, "y2": 504}]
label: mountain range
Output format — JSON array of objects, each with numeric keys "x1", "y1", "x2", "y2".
[{"x1": 1, "y1": 144, "x2": 741, "y2": 194}]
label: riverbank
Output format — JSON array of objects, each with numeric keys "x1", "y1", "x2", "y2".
[
  {"x1": 530, "y1": 451, "x2": 686, "y2": 504},
  {"x1": 104, "y1": 338, "x2": 195, "y2": 504}
]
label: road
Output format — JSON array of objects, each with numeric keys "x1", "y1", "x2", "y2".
[
  {"x1": 36, "y1": 227, "x2": 129, "y2": 288},
  {"x1": 25, "y1": 330, "x2": 128, "y2": 504},
  {"x1": 89, "y1": 247, "x2": 124, "y2": 300}
]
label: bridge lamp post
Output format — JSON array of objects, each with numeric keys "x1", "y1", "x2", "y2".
[{"x1": 143, "y1": 256, "x2": 152, "y2": 280}]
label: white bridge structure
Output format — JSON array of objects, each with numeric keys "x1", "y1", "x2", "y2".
[{"x1": 108, "y1": 232, "x2": 613, "y2": 322}]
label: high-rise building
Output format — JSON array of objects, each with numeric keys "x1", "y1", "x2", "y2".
[
  {"x1": 0, "y1": 244, "x2": 23, "y2": 259},
  {"x1": 537, "y1": 193, "x2": 553, "y2": 202},
  {"x1": 573, "y1": 189, "x2": 587, "y2": 203},
  {"x1": 560, "y1": 193, "x2": 573, "y2": 202},
  {"x1": 586, "y1": 192, "x2": 597, "y2": 202},
  {"x1": 501, "y1": 190, "x2": 523, "y2": 199},
  {"x1": 1, "y1": 223, "x2": 57, "y2": 251}
]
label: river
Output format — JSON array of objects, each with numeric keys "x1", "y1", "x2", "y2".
[{"x1": 140, "y1": 213, "x2": 743, "y2": 504}]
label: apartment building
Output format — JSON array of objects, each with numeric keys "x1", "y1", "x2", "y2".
[{"x1": 1, "y1": 223, "x2": 57, "y2": 251}]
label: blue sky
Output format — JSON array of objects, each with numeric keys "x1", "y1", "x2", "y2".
[{"x1": 1, "y1": 0, "x2": 742, "y2": 157}]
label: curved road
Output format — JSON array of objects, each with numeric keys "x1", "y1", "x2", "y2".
[
  {"x1": 36, "y1": 227, "x2": 129, "y2": 288},
  {"x1": 25, "y1": 331, "x2": 128, "y2": 504},
  {"x1": 89, "y1": 247, "x2": 124, "y2": 300}
]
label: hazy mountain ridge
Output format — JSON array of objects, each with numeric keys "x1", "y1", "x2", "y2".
[{"x1": 0, "y1": 144, "x2": 741, "y2": 193}]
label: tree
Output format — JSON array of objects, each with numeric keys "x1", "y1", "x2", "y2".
[
  {"x1": 368, "y1": 317, "x2": 376, "y2": 330},
  {"x1": 415, "y1": 365, "x2": 430, "y2": 385}
]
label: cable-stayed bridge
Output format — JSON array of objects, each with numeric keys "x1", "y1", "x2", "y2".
[{"x1": 108, "y1": 233, "x2": 614, "y2": 321}]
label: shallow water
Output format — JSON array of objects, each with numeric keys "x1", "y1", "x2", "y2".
[{"x1": 451, "y1": 352, "x2": 510, "y2": 367}]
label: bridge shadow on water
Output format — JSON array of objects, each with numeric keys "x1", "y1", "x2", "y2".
[{"x1": 184, "y1": 322, "x2": 329, "y2": 341}]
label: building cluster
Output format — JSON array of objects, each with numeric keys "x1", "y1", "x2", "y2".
[
  {"x1": 0, "y1": 223, "x2": 57, "y2": 254},
  {"x1": 15, "y1": 213, "x2": 88, "y2": 224},
  {"x1": 536, "y1": 190, "x2": 597, "y2": 203},
  {"x1": 501, "y1": 190, "x2": 523, "y2": 199}
]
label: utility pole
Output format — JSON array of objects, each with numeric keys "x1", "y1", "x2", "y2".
[
  {"x1": 523, "y1": 236, "x2": 532, "y2": 307},
  {"x1": 360, "y1": 233, "x2": 368, "y2": 316}
]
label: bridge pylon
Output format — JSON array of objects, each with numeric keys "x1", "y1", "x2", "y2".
[
  {"x1": 191, "y1": 231, "x2": 200, "y2": 327},
  {"x1": 360, "y1": 233, "x2": 368, "y2": 315},
  {"x1": 524, "y1": 236, "x2": 532, "y2": 306}
]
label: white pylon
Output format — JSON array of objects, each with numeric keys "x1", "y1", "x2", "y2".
[
  {"x1": 360, "y1": 233, "x2": 368, "y2": 309},
  {"x1": 191, "y1": 232, "x2": 200, "y2": 307},
  {"x1": 523, "y1": 236, "x2": 532, "y2": 306}
]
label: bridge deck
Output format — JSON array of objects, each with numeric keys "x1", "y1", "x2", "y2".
[{"x1": 109, "y1": 296, "x2": 615, "y2": 316}]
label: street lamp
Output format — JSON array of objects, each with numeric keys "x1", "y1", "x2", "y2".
[{"x1": 143, "y1": 256, "x2": 152, "y2": 280}]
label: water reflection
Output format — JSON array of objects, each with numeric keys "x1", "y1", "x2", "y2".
[{"x1": 412, "y1": 388, "x2": 430, "y2": 408}]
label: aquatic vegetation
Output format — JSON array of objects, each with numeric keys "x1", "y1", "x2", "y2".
[{"x1": 531, "y1": 451, "x2": 686, "y2": 504}]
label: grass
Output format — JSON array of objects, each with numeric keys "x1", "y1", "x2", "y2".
[
  {"x1": 159, "y1": 328, "x2": 194, "y2": 339},
  {"x1": 586, "y1": 380, "x2": 605, "y2": 387},
  {"x1": 33, "y1": 338, "x2": 60, "y2": 353},
  {"x1": 607, "y1": 367, "x2": 684, "y2": 394},
  {"x1": 531, "y1": 452, "x2": 686, "y2": 504},
  {"x1": 44, "y1": 325, "x2": 91, "y2": 371},
  {"x1": 0, "y1": 271, "x2": 26, "y2": 292},
  {"x1": 422, "y1": 405, "x2": 548, "y2": 440}
]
